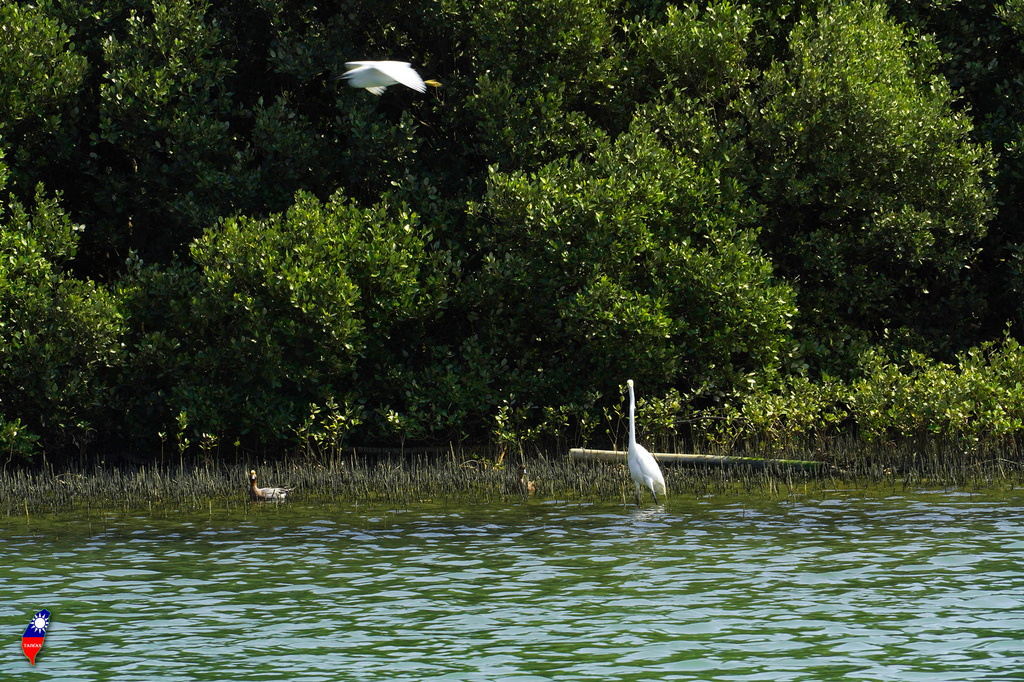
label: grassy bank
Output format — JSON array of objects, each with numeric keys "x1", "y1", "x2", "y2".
[{"x1": 3, "y1": 439, "x2": 1023, "y2": 516}]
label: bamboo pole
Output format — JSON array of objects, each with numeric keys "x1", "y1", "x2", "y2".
[{"x1": 568, "y1": 448, "x2": 827, "y2": 472}]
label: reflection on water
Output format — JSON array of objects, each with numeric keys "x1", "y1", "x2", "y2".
[{"x1": 2, "y1": 491, "x2": 1023, "y2": 680}]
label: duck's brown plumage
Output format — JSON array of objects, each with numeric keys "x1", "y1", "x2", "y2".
[
  {"x1": 248, "y1": 469, "x2": 293, "y2": 501},
  {"x1": 517, "y1": 465, "x2": 536, "y2": 495}
]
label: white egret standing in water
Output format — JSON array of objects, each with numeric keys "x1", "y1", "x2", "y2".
[
  {"x1": 627, "y1": 379, "x2": 667, "y2": 507},
  {"x1": 336, "y1": 61, "x2": 440, "y2": 95}
]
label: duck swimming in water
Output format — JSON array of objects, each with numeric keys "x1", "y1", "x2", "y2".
[{"x1": 248, "y1": 469, "x2": 293, "y2": 501}]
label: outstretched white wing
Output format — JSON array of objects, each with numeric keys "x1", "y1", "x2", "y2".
[{"x1": 342, "y1": 61, "x2": 426, "y2": 94}]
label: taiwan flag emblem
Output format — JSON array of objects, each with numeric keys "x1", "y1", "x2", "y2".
[{"x1": 22, "y1": 609, "x2": 50, "y2": 665}]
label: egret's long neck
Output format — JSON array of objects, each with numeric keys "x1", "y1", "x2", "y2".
[{"x1": 628, "y1": 384, "x2": 636, "y2": 447}]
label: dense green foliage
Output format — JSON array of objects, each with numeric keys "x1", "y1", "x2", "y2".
[
  {"x1": 716, "y1": 335, "x2": 1024, "y2": 452},
  {"x1": 115, "y1": 191, "x2": 437, "y2": 449},
  {"x1": 0, "y1": 156, "x2": 122, "y2": 455},
  {"x1": 746, "y1": 2, "x2": 996, "y2": 364},
  {"x1": 1, "y1": 0, "x2": 1023, "y2": 460}
]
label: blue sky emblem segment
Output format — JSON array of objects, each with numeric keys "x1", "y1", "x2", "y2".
[{"x1": 24, "y1": 610, "x2": 50, "y2": 637}]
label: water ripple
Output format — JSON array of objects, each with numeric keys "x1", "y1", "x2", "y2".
[{"x1": 1, "y1": 492, "x2": 1023, "y2": 680}]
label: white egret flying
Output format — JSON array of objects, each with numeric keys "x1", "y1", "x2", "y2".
[
  {"x1": 248, "y1": 469, "x2": 293, "y2": 502},
  {"x1": 627, "y1": 379, "x2": 667, "y2": 507},
  {"x1": 336, "y1": 61, "x2": 440, "y2": 95}
]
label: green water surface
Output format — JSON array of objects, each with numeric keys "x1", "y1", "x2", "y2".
[{"x1": 2, "y1": 488, "x2": 1023, "y2": 680}]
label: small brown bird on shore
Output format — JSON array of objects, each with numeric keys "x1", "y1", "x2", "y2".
[
  {"x1": 517, "y1": 465, "x2": 536, "y2": 495},
  {"x1": 248, "y1": 469, "x2": 293, "y2": 501}
]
